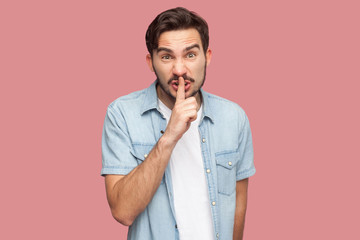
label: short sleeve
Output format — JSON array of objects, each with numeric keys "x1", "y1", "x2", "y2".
[
  {"x1": 101, "y1": 105, "x2": 138, "y2": 176},
  {"x1": 236, "y1": 112, "x2": 256, "y2": 181}
]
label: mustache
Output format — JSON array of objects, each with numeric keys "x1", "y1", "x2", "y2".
[{"x1": 167, "y1": 75, "x2": 195, "y2": 84}]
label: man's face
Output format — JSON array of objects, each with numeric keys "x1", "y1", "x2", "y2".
[{"x1": 146, "y1": 28, "x2": 212, "y2": 108}]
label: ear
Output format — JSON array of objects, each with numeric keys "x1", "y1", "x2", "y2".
[
  {"x1": 146, "y1": 54, "x2": 154, "y2": 72},
  {"x1": 205, "y1": 48, "x2": 212, "y2": 67}
]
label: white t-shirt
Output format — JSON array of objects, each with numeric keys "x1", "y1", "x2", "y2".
[{"x1": 158, "y1": 99, "x2": 215, "y2": 240}]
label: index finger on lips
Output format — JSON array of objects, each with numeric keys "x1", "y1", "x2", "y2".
[{"x1": 176, "y1": 77, "x2": 185, "y2": 102}]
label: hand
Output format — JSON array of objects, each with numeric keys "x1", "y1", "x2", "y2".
[{"x1": 164, "y1": 77, "x2": 198, "y2": 143}]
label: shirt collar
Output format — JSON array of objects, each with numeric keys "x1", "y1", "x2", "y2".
[
  {"x1": 140, "y1": 81, "x2": 159, "y2": 115},
  {"x1": 200, "y1": 88, "x2": 215, "y2": 123},
  {"x1": 141, "y1": 80, "x2": 215, "y2": 123}
]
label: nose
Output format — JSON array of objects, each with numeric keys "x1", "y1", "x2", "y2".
[{"x1": 172, "y1": 59, "x2": 187, "y2": 77}]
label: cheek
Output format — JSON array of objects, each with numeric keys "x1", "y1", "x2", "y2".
[
  {"x1": 190, "y1": 62, "x2": 206, "y2": 76},
  {"x1": 153, "y1": 61, "x2": 172, "y2": 76}
]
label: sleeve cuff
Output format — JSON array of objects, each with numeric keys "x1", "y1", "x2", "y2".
[
  {"x1": 236, "y1": 167, "x2": 256, "y2": 181},
  {"x1": 101, "y1": 167, "x2": 134, "y2": 176}
]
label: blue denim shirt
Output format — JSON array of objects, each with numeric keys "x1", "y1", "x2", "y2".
[{"x1": 101, "y1": 81, "x2": 255, "y2": 240}]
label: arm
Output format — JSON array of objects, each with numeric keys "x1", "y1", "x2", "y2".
[
  {"x1": 233, "y1": 178, "x2": 249, "y2": 240},
  {"x1": 105, "y1": 134, "x2": 175, "y2": 226},
  {"x1": 105, "y1": 77, "x2": 198, "y2": 226}
]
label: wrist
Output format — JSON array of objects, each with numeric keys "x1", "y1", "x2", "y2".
[{"x1": 158, "y1": 131, "x2": 178, "y2": 150}]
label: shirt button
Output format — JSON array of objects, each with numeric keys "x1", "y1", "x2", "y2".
[
  {"x1": 144, "y1": 154, "x2": 148, "y2": 158},
  {"x1": 206, "y1": 169, "x2": 211, "y2": 173},
  {"x1": 202, "y1": 138, "x2": 206, "y2": 143},
  {"x1": 228, "y1": 161, "x2": 232, "y2": 166},
  {"x1": 216, "y1": 233, "x2": 219, "y2": 238},
  {"x1": 212, "y1": 201, "x2": 216, "y2": 206},
  {"x1": 160, "y1": 130, "x2": 164, "y2": 134}
]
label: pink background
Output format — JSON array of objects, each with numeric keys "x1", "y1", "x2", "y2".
[{"x1": 1, "y1": 0, "x2": 359, "y2": 239}]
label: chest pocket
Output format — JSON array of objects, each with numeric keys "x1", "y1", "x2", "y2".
[
  {"x1": 130, "y1": 144, "x2": 154, "y2": 164},
  {"x1": 215, "y1": 151, "x2": 238, "y2": 196},
  {"x1": 130, "y1": 143, "x2": 165, "y2": 184}
]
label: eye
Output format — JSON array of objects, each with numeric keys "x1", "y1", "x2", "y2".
[
  {"x1": 161, "y1": 55, "x2": 172, "y2": 60},
  {"x1": 187, "y1": 52, "x2": 196, "y2": 58}
]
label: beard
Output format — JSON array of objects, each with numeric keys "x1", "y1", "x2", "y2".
[{"x1": 153, "y1": 62, "x2": 207, "y2": 101}]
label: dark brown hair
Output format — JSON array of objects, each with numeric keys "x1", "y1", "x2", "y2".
[{"x1": 145, "y1": 7, "x2": 209, "y2": 56}]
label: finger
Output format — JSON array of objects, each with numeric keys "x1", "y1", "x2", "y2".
[
  {"x1": 178, "y1": 99, "x2": 197, "y2": 111},
  {"x1": 176, "y1": 77, "x2": 185, "y2": 101},
  {"x1": 184, "y1": 109, "x2": 198, "y2": 122},
  {"x1": 188, "y1": 114, "x2": 197, "y2": 122}
]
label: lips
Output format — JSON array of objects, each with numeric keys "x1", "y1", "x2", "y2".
[{"x1": 171, "y1": 80, "x2": 191, "y2": 91}]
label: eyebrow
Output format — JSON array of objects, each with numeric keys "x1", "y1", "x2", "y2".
[
  {"x1": 184, "y1": 44, "x2": 200, "y2": 52},
  {"x1": 156, "y1": 44, "x2": 200, "y2": 54}
]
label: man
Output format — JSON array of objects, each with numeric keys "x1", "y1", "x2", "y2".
[{"x1": 102, "y1": 7, "x2": 255, "y2": 240}]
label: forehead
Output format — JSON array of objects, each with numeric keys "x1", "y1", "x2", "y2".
[{"x1": 157, "y1": 28, "x2": 202, "y2": 50}]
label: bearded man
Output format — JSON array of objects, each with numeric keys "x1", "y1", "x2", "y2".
[{"x1": 101, "y1": 7, "x2": 255, "y2": 240}]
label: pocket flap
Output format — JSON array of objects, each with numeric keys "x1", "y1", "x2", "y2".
[
  {"x1": 130, "y1": 144, "x2": 154, "y2": 161},
  {"x1": 215, "y1": 151, "x2": 239, "y2": 170}
]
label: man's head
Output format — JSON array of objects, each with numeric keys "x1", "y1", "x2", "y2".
[
  {"x1": 145, "y1": 7, "x2": 209, "y2": 57},
  {"x1": 145, "y1": 7, "x2": 212, "y2": 108}
]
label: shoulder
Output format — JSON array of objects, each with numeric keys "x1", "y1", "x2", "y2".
[
  {"x1": 107, "y1": 88, "x2": 147, "y2": 114},
  {"x1": 203, "y1": 91, "x2": 248, "y2": 121}
]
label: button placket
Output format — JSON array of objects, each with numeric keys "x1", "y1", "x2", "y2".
[{"x1": 199, "y1": 124, "x2": 218, "y2": 238}]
